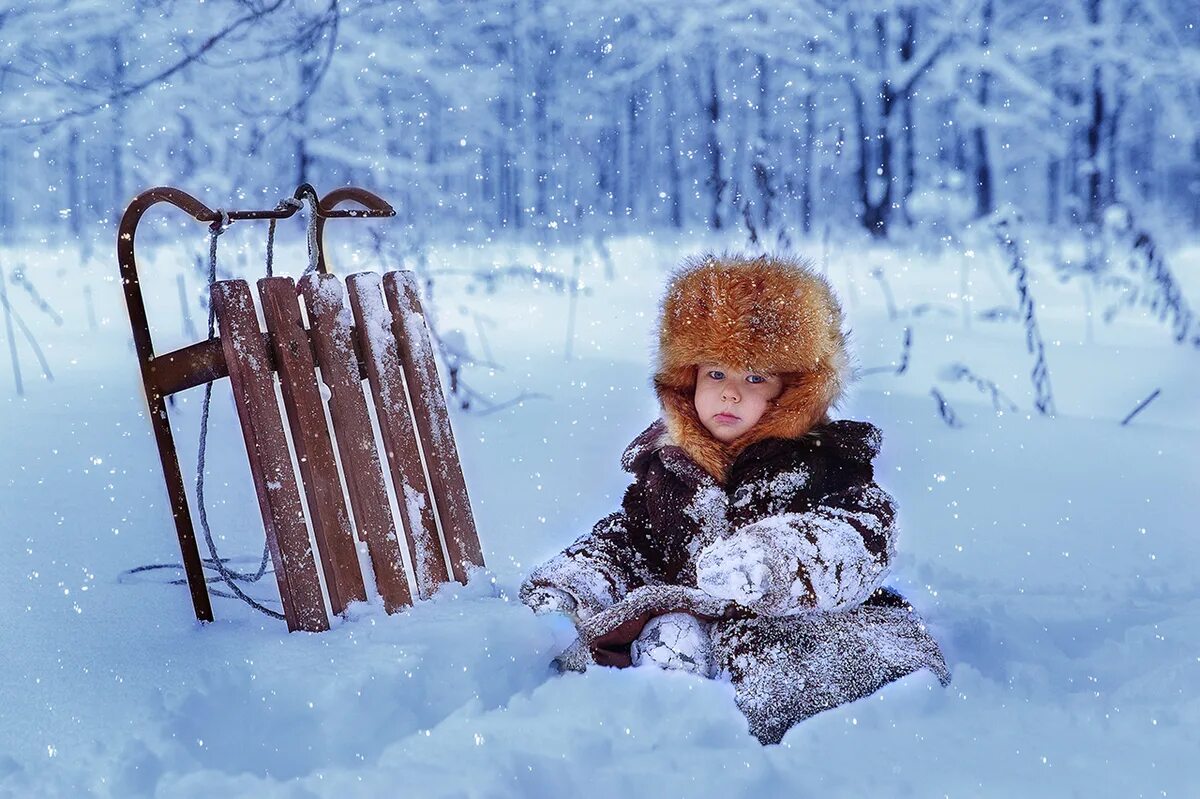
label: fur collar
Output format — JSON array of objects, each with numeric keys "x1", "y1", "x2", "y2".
[{"x1": 621, "y1": 417, "x2": 883, "y2": 485}]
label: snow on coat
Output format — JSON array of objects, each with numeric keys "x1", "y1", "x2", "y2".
[{"x1": 521, "y1": 418, "x2": 950, "y2": 744}]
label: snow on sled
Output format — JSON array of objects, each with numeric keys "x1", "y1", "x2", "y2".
[{"x1": 117, "y1": 184, "x2": 484, "y2": 632}]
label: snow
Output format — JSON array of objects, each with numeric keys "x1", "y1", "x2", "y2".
[
  {"x1": 398, "y1": 301, "x2": 450, "y2": 452},
  {"x1": 2, "y1": 234, "x2": 1199, "y2": 796},
  {"x1": 696, "y1": 534, "x2": 772, "y2": 605},
  {"x1": 401, "y1": 479, "x2": 436, "y2": 597},
  {"x1": 731, "y1": 466, "x2": 811, "y2": 511},
  {"x1": 630, "y1": 612, "x2": 716, "y2": 678},
  {"x1": 682, "y1": 482, "x2": 730, "y2": 551}
]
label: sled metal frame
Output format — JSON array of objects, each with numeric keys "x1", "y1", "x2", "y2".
[{"x1": 117, "y1": 184, "x2": 484, "y2": 631}]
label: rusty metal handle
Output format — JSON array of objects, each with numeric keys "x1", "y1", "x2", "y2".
[
  {"x1": 311, "y1": 186, "x2": 396, "y2": 272},
  {"x1": 118, "y1": 184, "x2": 396, "y2": 371}
]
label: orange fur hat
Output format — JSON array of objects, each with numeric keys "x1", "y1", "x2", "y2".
[{"x1": 652, "y1": 252, "x2": 853, "y2": 482}]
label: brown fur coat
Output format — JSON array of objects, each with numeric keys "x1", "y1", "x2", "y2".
[{"x1": 520, "y1": 253, "x2": 949, "y2": 744}]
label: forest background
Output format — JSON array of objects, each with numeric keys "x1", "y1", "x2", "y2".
[{"x1": 3, "y1": 0, "x2": 1197, "y2": 251}]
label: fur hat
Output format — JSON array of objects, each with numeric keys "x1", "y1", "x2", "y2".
[{"x1": 652, "y1": 252, "x2": 852, "y2": 482}]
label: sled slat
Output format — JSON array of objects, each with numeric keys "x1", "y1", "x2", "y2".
[
  {"x1": 383, "y1": 272, "x2": 484, "y2": 583},
  {"x1": 346, "y1": 272, "x2": 448, "y2": 600},
  {"x1": 299, "y1": 273, "x2": 414, "y2": 612},
  {"x1": 259, "y1": 277, "x2": 367, "y2": 615},
  {"x1": 211, "y1": 280, "x2": 329, "y2": 633}
]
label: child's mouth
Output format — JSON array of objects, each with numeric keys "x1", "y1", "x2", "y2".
[{"x1": 714, "y1": 412, "x2": 740, "y2": 423}]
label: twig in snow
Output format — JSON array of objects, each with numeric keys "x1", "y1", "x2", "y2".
[
  {"x1": 931, "y1": 388, "x2": 962, "y2": 428},
  {"x1": 472, "y1": 263, "x2": 577, "y2": 295},
  {"x1": 1078, "y1": 209, "x2": 1198, "y2": 348},
  {"x1": 0, "y1": 293, "x2": 54, "y2": 381},
  {"x1": 976, "y1": 305, "x2": 1019, "y2": 322},
  {"x1": 941, "y1": 363, "x2": 1019, "y2": 414},
  {"x1": 9, "y1": 267, "x2": 63, "y2": 326},
  {"x1": 911, "y1": 302, "x2": 957, "y2": 318},
  {"x1": 992, "y1": 215, "x2": 1055, "y2": 417},
  {"x1": 860, "y1": 327, "x2": 912, "y2": 377},
  {"x1": 1125, "y1": 223, "x2": 1197, "y2": 346},
  {"x1": 0, "y1": 263, "x2": 22, "y2": 395},
  {"x1": 1120, "y1": 389, "x2": 1161, "y2": 427},
  {"x1": 453, "y1": 380, "x2": 549, "y2": 416}
]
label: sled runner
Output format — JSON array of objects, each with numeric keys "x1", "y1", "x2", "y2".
[{"x1": 118, "y1": 185, "x2": 484, "y2": 632}]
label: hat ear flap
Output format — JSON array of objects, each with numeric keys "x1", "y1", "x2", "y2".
[{"x1": 656, "y1": 383, "x2": 734, "y2": 482}]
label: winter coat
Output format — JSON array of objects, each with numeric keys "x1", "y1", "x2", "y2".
[
  {"x1": 521, "y1": 416, "x2": 950, "y2": 744},
  {"x1": 520, "y1": 252, "x2": 950, "y2": 744}
]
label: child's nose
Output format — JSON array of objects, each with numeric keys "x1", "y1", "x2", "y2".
[{"x1": 722, "y1": 386, "x2": 740, "y2": 402}]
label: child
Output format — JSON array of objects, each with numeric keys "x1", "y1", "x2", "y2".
[{"x1": 519, "y1": 253, "x2": 949, "y2": 744}]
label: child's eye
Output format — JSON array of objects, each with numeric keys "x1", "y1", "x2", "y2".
[
  {"x1": 746, "y1": 374, "x2": 767, "y2": 384},
  {"x1": 707, "y1": 370, "x2": 725, "y2": 380}
]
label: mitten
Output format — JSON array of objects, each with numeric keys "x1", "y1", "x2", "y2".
[
  {"x1": 695, "y1": 534, "x2": 771, "y2": 606},
  {"x1": 519, "y1": 583, "x2": 580, "y2": 621}
]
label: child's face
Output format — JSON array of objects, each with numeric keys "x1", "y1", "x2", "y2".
[{"x1": 693, "y1": 362, "x2": 784, "y2": 443}]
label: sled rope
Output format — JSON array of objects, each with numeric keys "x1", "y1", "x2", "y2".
[
  {"x1": 190, "y1": 209, "x2": 284, "y2": 618},
  {"x1": 301, "y1": 192, "x2": 320, "y2": 276},
  {"x1": 265, "y1": 196, "x2": 305, "y2": 278}
]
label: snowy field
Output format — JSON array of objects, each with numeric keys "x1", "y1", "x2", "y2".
[{"x1": 1, "y1": 227, "x2": 1198, "y2": 797}]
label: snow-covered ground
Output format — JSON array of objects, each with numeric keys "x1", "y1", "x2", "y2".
[{"x1": 1, "y1": 227, "x2": 1198, "y2": 797}]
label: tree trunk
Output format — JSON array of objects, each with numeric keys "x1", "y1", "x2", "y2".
[
  {"x1": 854, "y1": 13, "x2": 894, "y2": 238},
  {"x1": 1046, "y1": 47, "x2": 1064, "y2": 225},
  {"x1": 952, "y1": 78, "x2": 967, "y2": 174},
  {"x1": 1106, "y1": 69, "x2": 1126, "y2": 210},
  {"x1": 1136, "y1": 99, "x2": 1155, "y2": 202},
  {"x1": 623, "y1": 83, "x2": 639, "y2": 217},
  {"x1": 1085, "y1": 0, "x2": 1104, "y2": 225},
  {"x1": 295, "y1": 57, "x2": 315, "y2": 185},
  {"x1": 67, "y1": 126, "x2": 83, "y2": 240},
  {"x1": 972, "y1": 0, "x2": 994, "y2": 219},
  {"x1": 705, "y1": 56, "x2": 724, "y2": 230},
  {"x1": 660, "y1": 61, "x2": 683, "y2": 228},
  {"x1": 497, "y1": 91, "x2": 514, "y2": 228},
  {"x1": 534, "y1": 79, "x2": 549, "y2": 219},
  {"x1": 599, "y1": 123, "x2": 618, "y2": 217},
  {"x1": 110, "y1": 36, "x2": 126, "y2": 223},
  {"x1": 800, "y1": 89, "x2": 815, "y2": 236},
  {"x1": 753, "y1": 53, "x2": 777, "y2": 233},
  {"x1": 899, "y1": 7, "x2": 917, "y2": 227},
  {"x1": 533, "y1": 0, "x2": 549, "y2": 219}
]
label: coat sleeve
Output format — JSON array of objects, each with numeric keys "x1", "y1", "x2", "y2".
[
  {"x1": 696, "y1": 460, "x2": 898, "y2": 616},
  {"x1": 519, "y1": 482, "x2": 656, "y2": 620},
  {"x1": 520, "y1": 422, "x2": 672, "y2": 621}
]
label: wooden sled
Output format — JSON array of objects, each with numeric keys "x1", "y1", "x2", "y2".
[{"x1": 117, "y1": 185, "x2": 484, "y2": 631}]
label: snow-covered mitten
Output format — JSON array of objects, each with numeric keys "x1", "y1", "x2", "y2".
[
  {"x1": 695, "y1": 534, "x2": 771, "y2": 606},
  {"x1": 519, "y1": 584, "x2": 580, "y2": 622},
  {"x1": 630, "y1": 612, "x2": 716, "y2": 678}
]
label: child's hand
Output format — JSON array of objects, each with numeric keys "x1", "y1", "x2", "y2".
[
  {"x1": 695, "y1": 535, "x2": 769, "y2": 606},
  {"x1": 521, "y1": 585, "x2": 580, "y2": 619}
]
